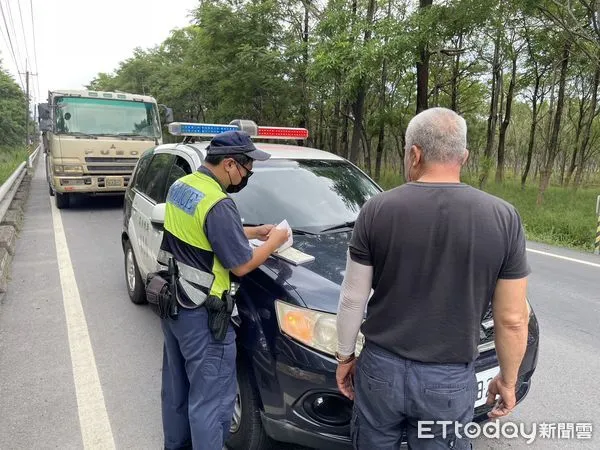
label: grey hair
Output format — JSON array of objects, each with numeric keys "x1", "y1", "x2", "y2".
[{"x1": 404, "y1": 107, "x2": 467, "y2": 164}]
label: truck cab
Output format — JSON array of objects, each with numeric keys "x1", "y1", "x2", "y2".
[{"x1": 38, "y1": 89, "x2": 173, "y2": 209}]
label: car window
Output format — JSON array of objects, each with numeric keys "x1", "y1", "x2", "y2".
[
  {"x1": 162, "y1": 156, "x2": 192, "y2": 201},
  {"x1": 230, "y1": 159, "x2": 381, "y2": 233},
  {"x1": 130, "y1": 149, "x2": 154, "y2": 190},
  {"x1": 138, "y1": 153, "x2": 175, "y2": 203}
]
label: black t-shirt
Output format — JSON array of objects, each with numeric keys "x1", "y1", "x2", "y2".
[{"x1": 349, "y1": 181, "x2": 531, "y2": 363}]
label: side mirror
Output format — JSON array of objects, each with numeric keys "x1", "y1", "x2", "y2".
[
  {"x1": 38, "y1": 103, "x2": 53, "y2": 132},
  {"x1": 151, "y1": 203, "x2": 166, "y2": 227},
  {"x1": 38, "y1": 103, "x2": 50, "y2": 121}
]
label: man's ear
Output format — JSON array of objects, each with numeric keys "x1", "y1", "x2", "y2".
[
  {"x1": 223, "y1": 157, "x2": 235, "y2": 170},
  {"x1": 462, "y1": 149, "x2": 470, "y2": 166},
  {"x1": 411, "y1": 145, "x2": 422, "y2": 166}
]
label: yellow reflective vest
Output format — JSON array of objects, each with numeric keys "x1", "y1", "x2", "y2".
[{"x1": 163, "y1": 171, "x2": 230, "y2": 299}]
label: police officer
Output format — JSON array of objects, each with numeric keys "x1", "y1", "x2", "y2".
[{"x1": 158, "y1": 130, "x2": 290, "y2": 450}]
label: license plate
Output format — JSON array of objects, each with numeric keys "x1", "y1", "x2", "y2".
[
  {"x1": 474, "y1": 366, "x2": 500, "y2": 408},
  {"x1": 105, "y1": 176, "x2": 123, "y2": 188}
]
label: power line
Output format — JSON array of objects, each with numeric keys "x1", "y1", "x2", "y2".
[
  {"x1": 17, "y1": 0, "x2": 31, "y2": 65},
  {"x1": 29, "y1": 0, "x2": 40, "y2": 102},
  {"x1": 0, "y1": 0, "x2": 24, "y2": 88},
  {"x1": 5, "y1": 0, "x2": 23, "y2": 65}
]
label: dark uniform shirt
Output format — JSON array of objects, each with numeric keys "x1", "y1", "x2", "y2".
[{"x1": 349, "y1": 181, "x2": 531, "y2": 363}]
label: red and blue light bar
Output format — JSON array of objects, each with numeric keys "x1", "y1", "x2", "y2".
[{"x1": 168, "y1": 120, "x2": 309, "y2": 140}]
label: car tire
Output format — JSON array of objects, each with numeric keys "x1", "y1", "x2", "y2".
[
  {"x1": 226, "y1": 361, "x2": 272, "y2": 450},
  {"x1": 55, "y1": 192, "x2": 69, "y2": 209},
  {"x1": 124, "y1": 240, "x2": 147, "y2": 305}
]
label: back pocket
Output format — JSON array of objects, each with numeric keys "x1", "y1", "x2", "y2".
[{"x1": 423, "y1": 383, "x2": 470, "y2": 415}]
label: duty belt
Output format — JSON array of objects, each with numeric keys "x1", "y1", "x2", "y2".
[{"x1": 157, "y1": 249, "x2": 215, "y2": 308}]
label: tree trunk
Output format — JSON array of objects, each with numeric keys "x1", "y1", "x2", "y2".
[
  {"x1": 374, "y1": 0, "x2": 391, "y2": 182},
  {"x1": 451, "y1": 33, "x2": 463, "y2": 113},
  {"x1": 537, "y1": 40, "x2": 570, "y2": 206},
  {"x1": 349, "y1": 0, "x2": 376, "y2": 164},
  {"x1": 317, "y1": 96, "x2": 325, "y2": 150},
  {"x1": 559, "y1": 150, "x2": 567, "y2": 186},
  {"x1": 362, "y1": 125, "x2": 372, "y2": 176},
  {"x1": 416, "y1": 0, "x2": 433, "y2": 114},
  {"x1": 565, "y1": 93, "x2": 585, "y2": 187},
  {"x1": 299, "y1": 1, "x2": 310, "y2": 138},
  {"x1": 496, "y1": 53, "x2": 517, "y2": 183},
  {"x1": 341, "y1": 100, "x2": 350, "y2": 158},
  {"x1": 574, "y1": 61, "x2": 600, "y2": 190},
  {"x1": 521, "y1": 75, "x2": 541, "y2": 189},
  {"x1": 331, "y1": 80, "x2": 341, "y2": 155},
  {"x1": 479, "y1": 28, "x2": 502, "y2": 189}
]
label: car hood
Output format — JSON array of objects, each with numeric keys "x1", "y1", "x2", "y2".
[{"x1": 263, "y1": 231, "x2": 352, "y2": 314}]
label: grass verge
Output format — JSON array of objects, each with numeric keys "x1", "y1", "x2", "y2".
[
  {"x1": 0, "y1": 146, "x2": 30, "y2": 185},
  {"x1": 377, "y1": 170, "x2": 599, "y2": 253}
]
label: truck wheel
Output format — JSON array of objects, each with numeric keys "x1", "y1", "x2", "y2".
[
  {"x1": 226, "y1": 361, "x2": 272, "y2": 450},
  {"x1": 124, "y1": 240, "x2": 147, "y2": 305},
  {"x1": 55, "y1": 192, "x2": 69, "y2": 209}
]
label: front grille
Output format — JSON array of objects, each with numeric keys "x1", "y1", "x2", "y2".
[
  {"x1": 85, "y1": 157, "x2": 138, "y2": 174},
  {"x1": 85, "y1": 157, "x2": 138, "y2": 163},
  {"x1": 86, "y1": 165, "x2": 137, "y2": 174}
]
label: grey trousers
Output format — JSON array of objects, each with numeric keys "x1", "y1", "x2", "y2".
[{"x1": 351, "y1": 342, "x2": 477, "y2": 449}]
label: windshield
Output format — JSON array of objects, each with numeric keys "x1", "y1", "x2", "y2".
[
  {"x1": 230, "y1": 159, "x2": 381, "y2": 232},
  {"x1": 54, "y1": 96, "x2": 161, "y2": 138}
]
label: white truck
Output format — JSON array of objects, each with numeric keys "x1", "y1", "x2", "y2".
[{"x1": 38, "y1": 89, "x2": 172, "y2": 208}]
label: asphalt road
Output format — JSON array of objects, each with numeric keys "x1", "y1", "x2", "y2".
[{"x1": 0, "y1": 161, "x2": 598, "y2": 449}]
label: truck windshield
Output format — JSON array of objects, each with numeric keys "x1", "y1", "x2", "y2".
[{"x1": 54, "y1": 97, "x2": 161, "y2": 138}]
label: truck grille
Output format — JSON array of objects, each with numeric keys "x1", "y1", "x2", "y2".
[{"x1": 85, "y1": 157, "x2": 138, "y2": 174}]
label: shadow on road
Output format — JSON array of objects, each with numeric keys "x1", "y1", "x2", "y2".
[{"x1": 60, "y1": 194, "x2": 125, "y2": 211}]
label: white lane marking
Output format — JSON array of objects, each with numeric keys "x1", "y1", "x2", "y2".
[
  {"x1": 527, "y1": 248, "x2": 600, "y2": 268},
  {"x1": 50, "y1": 198, "x2": 116, "y2": 449}
]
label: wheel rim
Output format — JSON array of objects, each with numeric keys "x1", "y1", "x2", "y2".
[
  {"x1": 126, "y1": 249, "x2": 136, "y2": 292},
  {"x1": 230, "y1": 384, "x2": 242, "y2": 433}
]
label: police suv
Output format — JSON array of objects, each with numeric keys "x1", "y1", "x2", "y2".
[{"x1": 121, "y1": 120, "x2": 540, "y2": 450}]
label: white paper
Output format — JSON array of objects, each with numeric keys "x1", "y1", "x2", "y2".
[{"x1": 249, "y1": 219, "x2": 293, "y2": 252}]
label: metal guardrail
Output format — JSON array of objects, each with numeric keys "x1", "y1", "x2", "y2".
[
  {"x1": 27, "y1": 145, "x2": 40, "y2": 169},
  {"x1": 0, "y1": 145, "x2": 41, "y2": 223}
]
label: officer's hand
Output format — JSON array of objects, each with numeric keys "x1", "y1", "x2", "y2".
[
  {"x1": 255, "y1": 224, "x2": 275, "y2": 241},
  {"x1": 267, "y1": 227, "x2": 290, "y2": 249}
]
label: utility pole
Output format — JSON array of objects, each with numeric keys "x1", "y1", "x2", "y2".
[{"x1": 20, "y1": 59, "x2": 37, "y2": 147}]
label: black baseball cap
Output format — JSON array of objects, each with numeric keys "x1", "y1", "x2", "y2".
[{"x1": 205, "y1": 130, "x2": 271, "y2": 161}]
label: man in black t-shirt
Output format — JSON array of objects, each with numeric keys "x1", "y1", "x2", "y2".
[{"x1": 335, "y1": 107, "x2": 530, "y2": 449}]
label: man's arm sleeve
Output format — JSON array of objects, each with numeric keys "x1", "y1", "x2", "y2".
[
  {"x1": 336, "y1": 251, "x2": 373, "y2": 356},
  {"x1": 205, "y1": 199, "x2": 253, "y2": 270},
  {"x1": 348, "y1": 201, "x2": 372, "y2": 265},
  {"x1": 499, "y1": 208, "x2": 531, "y2": 279}
]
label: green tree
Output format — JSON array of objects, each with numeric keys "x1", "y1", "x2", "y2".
[{"x1": 0, "y1": 60, "x2": 27, "y2": 147}]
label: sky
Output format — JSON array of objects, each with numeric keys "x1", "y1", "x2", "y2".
[{"x1": 0, "y1": 0, "x2": 199, "y2": 113}]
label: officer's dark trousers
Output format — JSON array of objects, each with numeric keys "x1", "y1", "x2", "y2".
[
  {"x1": 161, "y1": 306, "x2": 237, "y2": 450},
  {"x1": 351, "y1": 342, "x2": 477, "y2": 449}
]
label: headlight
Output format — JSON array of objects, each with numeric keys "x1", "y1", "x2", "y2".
[
  {"x1": 55, "y1": 164, "x2": 83, "y2": 175},
  {"x1": 275, "y1": 300, "x2": 365, "y2": 358}
]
